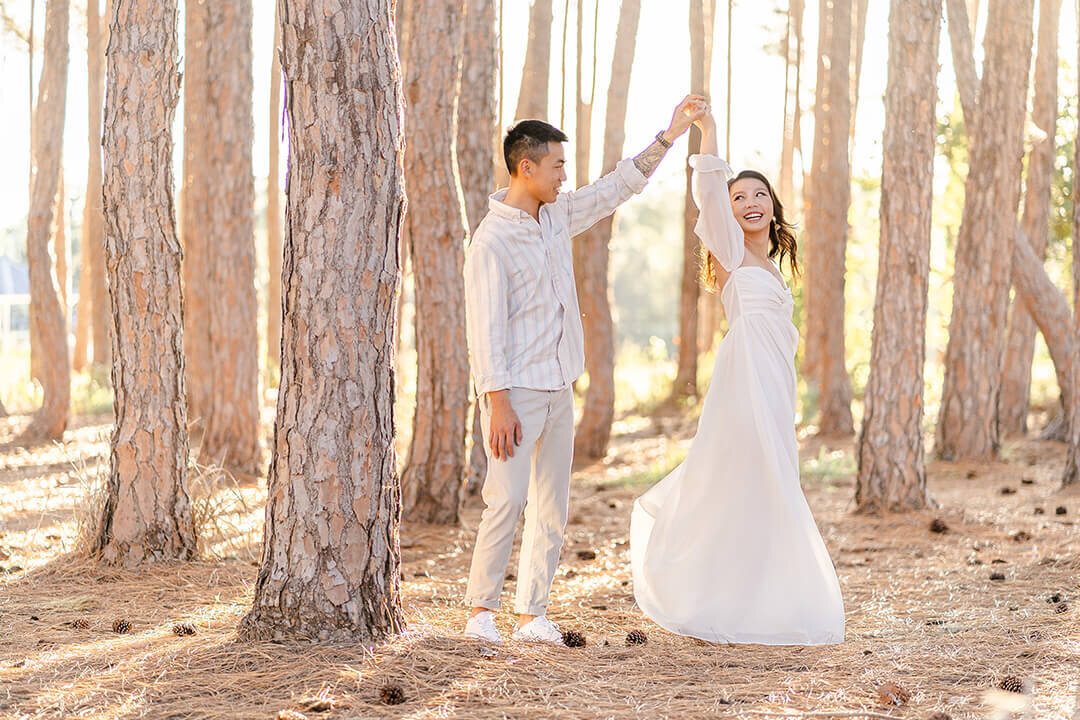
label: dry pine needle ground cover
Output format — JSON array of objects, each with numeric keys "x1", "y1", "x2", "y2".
[{"x1": 0, "y1": 411, "x2": 1078, "y2": 720}]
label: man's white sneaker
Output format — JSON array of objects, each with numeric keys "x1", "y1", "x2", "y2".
[
  {"x1": 511, "y1": 616, "x2": 565, "y2": 645},
  {"x1": 464, "y1": 611, "x2": 502, "y2": 644}
]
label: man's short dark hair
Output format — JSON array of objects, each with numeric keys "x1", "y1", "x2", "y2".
[{"x1": 503, "y1": 120, "x2": 569, "y2": 176}]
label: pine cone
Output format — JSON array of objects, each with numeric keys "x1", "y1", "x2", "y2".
[
  {"x1": 1001, "y1": 487, "x2": 1016, "y2": 495},
  {"x1": 576, "y1": 550, "x2": 597, "y2": 561},
  {"x1": 998, "y1": 675, "x2": 1024, "y2": 694},
  {"x1": 112, "y1": 618, "x2": 132, "y2": 634},
  {"x1": 1054, "y1": 602, "x2": 1069, "y2": 614},
  {"x1": 172, "y1": 623, "x2": 196, "y2": 636},
  {"x1": 562, "y1": 629, "x2": 586, "y2": 647},
  {"x1": 1012, "y1": 531, "x2": 1032, "y2": 542},
  {"x1": 379, "y1": 684, "x2": 406, "y2": 705},
  {"x1": 626, "y1": 629, "x2": 648, "y2": 646},
  {"x1": 65, "y1": 618, "x2": 90, "y2": 630},
  {"x1": 1055, "y1": 506, "x2": 1067, "y2": 515},
  {"x1": 929, "y1": 518, "x2": 949, "y2": 534},
  {"x1": 876, "y1": 681, "x2": 911, "y2": 706},
  {"x1": 989, "y1": 572, "x2": 1006, "y2": 581}
]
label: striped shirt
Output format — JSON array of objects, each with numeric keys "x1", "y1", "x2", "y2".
[{"x1": 464, "y1": 158, "x2": 648, "y2": 395}]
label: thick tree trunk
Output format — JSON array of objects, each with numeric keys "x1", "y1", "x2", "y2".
[
  {"x1": 671, "y1": 0, "x2": 714, "y2": 401},
  {"x1": 239, "y1": 0, "x2": 405, "y2": 642},
  {"x1": 22, "y1": 0, "x2": 70, "y2": 443},
  {"x1": 515, "y1": 0, "x2": 552, "y2": 121},
  {"x1": 401, "y1": 1, "x2": 469, "y2": 525},
  {"x1": 1065, "y1": 24, "x2": 1080, "y2": 488},
  {"x1": 90, "y1": 0, "x2": 112, "y2": 368},
  {"x1": 266, "y1": 4, "x2": 283, "y2": 382},
  {"x1": 195, "y1": 0, "x2": 260, "y2": 475},
  {"x1": 181, "y1": 0, "x2": 212, "y2": 426},
  {"x1": 572, "y1": 0, "x2": 641, "y2": 459},
  {"x1": 458, "y1": 0, "x2": 498, "y2": 491},
  {"x1": 855, "y1": 0, "x2": 941, "y2": 513},
  {"x1": 936, "y1": 0, "x2": 1034, "y2": 461},
  {"x1": 998, "y1": 0, "x2": 1061, "y2": 437},
  {"x1": 93, "y1": 0, "x2": 196, "y2": 566},
  {"x1": 805, "y1": 0, "x2": 853, "y2": 436}
]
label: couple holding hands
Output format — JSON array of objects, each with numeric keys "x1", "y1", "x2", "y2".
[{"x1": 462, "y1": 95, "x2": 845, "y2": 647}]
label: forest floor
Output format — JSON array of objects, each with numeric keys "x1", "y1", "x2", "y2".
[{"x1": 0, "y1": 407, "x2": 1078, "y2": 720}]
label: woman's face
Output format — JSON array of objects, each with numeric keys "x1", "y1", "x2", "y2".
[{"x1": 729, "y1": 178, "x2": 774, "y2": 236}]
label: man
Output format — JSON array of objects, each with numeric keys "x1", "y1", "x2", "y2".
[{"x1": 463, "y1": 95, "x2": 707, "y2": 644}]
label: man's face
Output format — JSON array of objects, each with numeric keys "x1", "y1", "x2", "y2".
[{"x1": 521, "y1": 142, "x2": 567, "y2": 204}]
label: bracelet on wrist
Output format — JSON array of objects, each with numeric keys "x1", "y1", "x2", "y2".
[{"x1": 655, "y1": 131, "x2": 672, "y2": 149}]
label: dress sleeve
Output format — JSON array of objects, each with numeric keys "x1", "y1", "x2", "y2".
[{"x1": 688, "y1": 154, "x2": 744, "y2": 272}]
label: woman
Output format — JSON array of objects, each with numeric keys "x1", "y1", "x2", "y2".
[{"x1": 629, "y1": 108, "x2": 845, "y2": 645}]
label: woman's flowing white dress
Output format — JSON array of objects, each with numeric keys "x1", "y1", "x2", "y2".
[{"x1": 630, "y1": 154, "x2": 845, "y2": 645}]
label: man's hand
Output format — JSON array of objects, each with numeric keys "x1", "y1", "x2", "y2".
[
  {"x1": 486, "y1": 390, "x2": 522, "y2": 461},
  {"x1": 662, "y1": 94, "x2": 708, "y2": 144}
]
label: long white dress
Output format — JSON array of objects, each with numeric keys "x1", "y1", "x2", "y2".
[{"x1": 630, "y1": 153, "x2": 845, "y2": 646}]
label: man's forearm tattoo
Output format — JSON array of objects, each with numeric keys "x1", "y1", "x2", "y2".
[{"x1": 633, "y1": 139, "x2": 670, "y2": 178}]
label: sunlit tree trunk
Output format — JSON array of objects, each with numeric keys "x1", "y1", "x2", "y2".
[
  {"x1": 855, "y1": 0, "x2": 941, "y2": 513},
  {"x1": 458, "y1": 0, "x2": 498, "y2": 493},
  {"x1": 671, "y1": 0, "x2": 714, "y2": 401},
  {"x1": 805, "y1": 0, "x2": 853, "y2": 436},
  {"x1": 1065, "y1": 18, "x2": 1080, "y2": 487},
  {"x1": 998, "y1": 0, "x2": 1062, "y2": 437},
  {"x1": 239, "y1": 0, "x2": 406, "y2": 641},
  {"x1": 779, "y1": 0, "x2": 804, "y2": 209},
  {"x1": 515, "y1": 0, "x2": 552, "y2": 121},
  {"x1": 90, "y1": 0, "x2": 112, "y2": 368},
  {"x1": 401, "y1": 0, "x2": 469, "y2": 525},
  {"x1": 93, "y1": 0, "x2": 196, "y2": 566},
  {"x1": 573, "y1": 0, "x2": 641, "y2": 459},
  {"x1": 936, "y1": 0, "x2": 1034, "y2": 461},
  {"x1": 266, "y1": 3, "x2": 283, "y2": 382},
  {"x1": 195, "y1": 0, "x2": 261, "y2": 475},
  {"x1": 22, "y1": 0, "x2": 70, "y2": 443}
]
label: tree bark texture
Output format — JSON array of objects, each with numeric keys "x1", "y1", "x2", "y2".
[
  {"x1": 945, "y1": 0, "x2": 978, "y2": 131},
  {"x1": 672, "y1": 0, "x2": 714, "y2": 401},
  {"x1": 855, "y1": 0, "x2": 941, "y2": 513},
  {"x1": 240, "y1": 0, "x2": 406, "y2": 642},
  {"x1": 458, "y1": 0, "x2": 498, "y2": 489},
  {"x1": 515, "y1": 0, "x2": 552, "y2": 121},
  {"x1": 936, "y1": 0, "x2": 1033, "y2": 461},
  {"x1": 22, "y1": 0, "x2": 70, "y2": 443},
  {"x1": 91, "y1": 0, "x2": 113, "y2": 367},
  {"x1": 181, "y1": 0, "x2": 212, "y2": 425},
  {"x1": 267, "y1": 3, "x2": 283, "y2": 380},
  {"x1": 194, "y1": 0, "x2": 261, "y2": 475},
  {"x1": 998, "y1": 0, "x2": 1061, "y2": 437},
  {"x1": 94, "y1": 0, "x2": 196, "y2": 566},
  {"x1": 805, "y1": 0, "x2": 853, "y2": 436},
  {"x1": 401, "y1": 0, "x2": 469, "y2": 525},
  {"x1": 573, "y1": 0, "x2": 641, "y2": 459}
]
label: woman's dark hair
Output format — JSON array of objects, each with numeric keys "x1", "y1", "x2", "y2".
[
  {"x1": 503, "y1": 120, "x2": 569, "y2": 176},
  {"x1": 701, "y1": 169, "x2": 799, "y2": 290}
]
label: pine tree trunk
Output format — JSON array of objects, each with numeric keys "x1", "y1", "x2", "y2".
[
  {"x1": 515, "y1": 0, "x2": 552, "y2": 121},
  {"x1": 855, "y1": 0, "x2": 941, "y2": 513},
  {"x1": 936, "y1": 0, "x2": 1034, "y2": 461},
  {"x1": 848, "y1": 0, "x2": 868, "y2": 157},
  {"x1": 671, "y1": 0, "x2": 714, "y2": 401},
  {"x1": 1065, "y1": 21, "x2": 1080, "y2": 487},
  {"x1": 573, "y1": 0, "x2": 641, "y2": 459},
  {"x1": 240, "y1": 0, "x2": 405, "y2": 641},
  {"x1": 458, "y1": 0, "x2": 498, "y2": 490},
  {"x1": 779, "y1": 0, "x2": 803, "y2": 208},
  {"x1": 401, "y1": 0, "x2": 469, "y2": 525},
  {"x1": 54, "y1": 173, "x2": 67, "y2": 322},
  {"x1": 945, "y1": 0, "x2": 979, "y2": 130},
  {"x1": 181, "y1": 0, "x2": 212, "y2": 427},
  {"x1": 76, "y1": 0, "x2": 105, "y2": 373},
  {"x1": 998, "y1": 0, "x2": 1061, "y2": 437},
  {"x1": 22, "y1": 0, "x2": 70, "y2": 443},
  {"x1": 806, "y1": 0, "x2": 853, "y2": 436},
  {"x1": 266, "y1": 3, "x2": 283, "y2": 382},
  {"x1": 91, "y1": 0, "x2": 112, "y2": 368},
  {"x1": 93, "y1": 0, "x2": 196, "y2": 566},
  {"x1": 195, "y1": 0, "x2": 260, "y2": 475}
]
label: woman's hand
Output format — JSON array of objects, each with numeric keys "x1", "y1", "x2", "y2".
[{"x1": 694, "y1": 105, "x2": 716, "y2": 132}]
